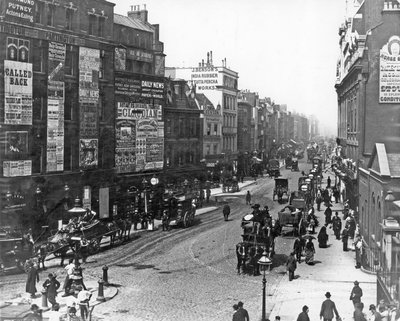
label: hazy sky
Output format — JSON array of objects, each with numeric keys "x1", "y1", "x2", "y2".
[{"x1": 112, "y1": 0, "x2": 348, "y2": 136}]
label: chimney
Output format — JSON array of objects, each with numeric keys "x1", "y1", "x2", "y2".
[
  {"x1": 202, "y1": 59, "x2": 204, "y2": 67},
  {"x1": 199, "y1": 62, "x2": 202, "y2": 67},
  {"x1": 207, "y1": 52, "x2": 209, "y2": 65},
  {"x1": 210, "y1": 50, "x2": 213, "y2": 65},
  {"x1": 127, "y1": 4, "x2": 148, "y2": 23}
]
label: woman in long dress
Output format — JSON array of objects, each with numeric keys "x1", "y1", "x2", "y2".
[
  {"x1": 318, "y1": 226, "x2": 329, "y2": 248},
  {"x1": 304, "y1": 239, "x2": 316, "y2": 265},
  {"x1": 25, "y1": 261, "x2": 39, "y2": 298}
]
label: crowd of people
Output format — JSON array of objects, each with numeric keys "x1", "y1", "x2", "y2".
[{"x1": 24, "y1": 257, "x2": 92, "y2": 321}]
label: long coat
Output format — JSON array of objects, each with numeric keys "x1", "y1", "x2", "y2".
[
  {"x1": 320, "y1": 299, "x2": 339, "y2": 320},
  {"x1": 43, "y1": 277, "x2": 61, "y2": 303},
  {"x1": 297, "y1": 311, "x2": 310, "y2": 321},
  {"x1": 25, "y1": 267, "x2": 39, "y2": 295},
  {"x1": 350, "y1": 285, "x2": 363, "y2": 304}
]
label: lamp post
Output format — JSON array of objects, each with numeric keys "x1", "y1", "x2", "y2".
[
  {"x1": 258, "y1": 251, "x2": 272, "y2": 321},
  {"x1": 142, "y1": 178, "x2": 148, "y2": 215},
  {"x1": 308, "y1": 174, "x2": 314, "y2": 202}
]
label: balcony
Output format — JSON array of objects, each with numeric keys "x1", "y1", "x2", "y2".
[{"x1": 222, "y1": 127, "x2": 237, "y2": 135}]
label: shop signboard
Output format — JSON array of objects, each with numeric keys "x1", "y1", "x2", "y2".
[
  {"x1": 380, "y1": 35, "x2": 400, "y2": 103},
  {"x1": 4, "y1": 60, "x2": 32, "y2": 125}
]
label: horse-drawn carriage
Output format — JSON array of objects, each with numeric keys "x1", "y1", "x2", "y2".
[
  {"x1": 236, "y1": 211, "x2": 279, "y2": 275},
  {"x1": 273, "y1": 178, "x2": 290, "y2": 203},
  {"x1": 277, "y1": 205, "x2": 306, "y2": 236},
  {"x1": 267, "y1": 159, "x2": 280, "y2": 178},
  {"x1": 166, "y1": 195, "x2": 196, "y2": 228},
  {"x1": 0, "y1": 234, "x2": 34, "y2": 274},
  {"x1": 222, "y1": 176, "x2": 239, "y2": 193}
]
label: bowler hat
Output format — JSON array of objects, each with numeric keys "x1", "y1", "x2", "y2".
[
  {"x1": 325, "y1": 292, "x2": 331, "y2": 298},
  {"x1": 238, "y1": 301, "x2": 244, "y2": 307},
  {"x1": 354, "y1": 281, "x2": 359, "y2": 285},
  {"x1": 370, "y1": 304, "x2": 376, "y2": 310}
]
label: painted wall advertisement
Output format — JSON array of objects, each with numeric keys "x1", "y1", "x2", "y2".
[
  {"x1": 380, "y1": 36, "x2": 400, "y2": 103},
  {"x1": 47, "y1": 42, "x2": 65, "y2": 172},
  {"x1": 4, "y1": 0, "x2": 35, "y2": 24},
  {"x1": 79, "y1": 47, "x2": 99, "y2": 168},
  {"x1": 115, "y1": 102, "x2": 163, "y2": 173},
  {"x1": 190, "y1": 66, "x2": 220, "y2": 91},
  {"x1": 4, "y1": 60, "x2": 33, "y2": 124}
]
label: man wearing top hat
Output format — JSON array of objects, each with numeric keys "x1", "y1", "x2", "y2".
[
  {"x1": 350, "y1": 281, "x2": 363, "y2": 307},
  {"x1": 320, "y1": 292, "x2": 340, "y2": 321}
]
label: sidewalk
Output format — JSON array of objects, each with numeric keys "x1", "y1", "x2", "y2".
[
  {"x1": 268, "y1": 168, "x2": 376, "y2": 321},
  {"x1": 1, "y1": 279, "x2": 118, "y2": 320}
]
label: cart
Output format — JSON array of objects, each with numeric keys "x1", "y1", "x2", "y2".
[
  {"x1": 167, "y1": 195, "x2": 196, "y2": 228},
  {"x1": 273, "y1": 178, "x2": 290, "y2": 203},
  {"x1": 285, "y1": 156, "x2": 292, "y2": 169},
  {"x1": 0, "y1": 237, "x2": 34, "y2": 274},
  {"x1": 277, "y1": 206, "x2": 305, "y2": 236},
  {"x1": 267, "y1": 159, "x2": 280, "y2": 177}
]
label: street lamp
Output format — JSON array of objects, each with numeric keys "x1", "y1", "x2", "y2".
[
  {"x1": 142, "y1": 178, "x2": 149, "y2": 214},
  {"x1": 258, "y1": 251, "x2": 272, "y2": 321}
]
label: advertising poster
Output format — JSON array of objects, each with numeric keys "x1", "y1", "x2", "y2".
[
  {"x1": 115, "y1": 76, "x2": 141, "y2": 97},
  {"x1": 155, "y1": 55, "x2": 165, "y2": 76},
  {"x1": 141, "y1": 79, "x2": 164, "y2": 99},
  {"x1": 47, "y1": 42, "x2": 65, "y2": 172},
  {"x1": 4, "y1": 60, "x2": 33, "y2": 125},
  {"x1": 3, "y1": 160, "x2": 32, "y2": 177},
  {"x1": 380, "y1": 36, "x2": 400, "y2": 103},
  {"x1": 99, "y1": 187, "x2": 109, "y2": 219},
  {"x1": 79, "y1": 139, "x2": 98, "y2": 168},
  {"x1": 79, "y1": 47, "x2": 99, "y2": 169},
  {"x1": 5, "y1": 131, "x2": 28, "y2": 155},
  {"x1": 4, "y1": 0, "x2": 35, "y2": 24},
  {"x1": 114, "y1": 48, "x2": 126, "y2": 71}
]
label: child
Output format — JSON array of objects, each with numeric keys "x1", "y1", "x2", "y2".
[{"x1": 43, "y1": 273, "x2": 60, "y2": 308}]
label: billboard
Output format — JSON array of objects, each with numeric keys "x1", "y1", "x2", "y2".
[
  {"x1": 115, "y1": 102, "x2": 163, "y2": 173},
  {"x1": 4, "y1": 60, "x2": 33, "y2": 124},
  {"x1": 47, "y1": 42, "x2": 65, "y2": 172},
  {"x1": 3, "y1": 0, "x2": 35, "y2": 25},
  {"x1": 3, "y1": 160, "x2": 31, "y2": 177},
  {"x1": 79, "y1": 47, "x2": 99, "y2": 169},
  {"x1": 380, "y1": 36, "x2": 400, "y2": 103}
]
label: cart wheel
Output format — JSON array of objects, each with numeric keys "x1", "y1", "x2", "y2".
[{"x1": 183, "y1": 212, "x2": 190, "y2": 228}]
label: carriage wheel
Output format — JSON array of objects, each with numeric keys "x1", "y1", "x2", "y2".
[
  {"x1": 88, "y1": 238, "x2": 101, "y2": 255},
  {"x1": 183, "y1": 213, "x2": 190, "y2": 228}
]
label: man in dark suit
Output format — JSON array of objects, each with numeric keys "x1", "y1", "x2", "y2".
[
  {"x1": 297, "y1": 305, "x2": 310, "y2": 321},
  {"x1": 350, "y1": 281, "x2": 363, "y2": 307},
  {"x1": 237, "y1": 301, "x2": 250, "y2": 321},
  {"x1": 320, "y1": 292, "x2": 340, "y2": 321}
]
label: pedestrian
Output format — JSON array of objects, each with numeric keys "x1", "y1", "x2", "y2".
[
  {"x1": 297, "y1": 305, "x2": 310, "y2": 321},
  {"x1": 43, "y1": 273, "x2": 60, "y2": 308},
  {"x1": 327, "y1": 176, "x2": 331, "y2": 188},
  {"x1": 293, "y1": 235, "x2": 304, "y2": 263},
  {"x1": 206, "y1": 187, "x2": 211, "y2": 203},
  {"x1": 26, "y1": 304, "x2": 42, "y2": 320},
  {"x1": 275, "y1": 316, "x2": 281, "y2": 321},
  {"x1": 46, "y1": 303, "x2": 62, "y2": 321},
  {"x1": 161, "y1": 210, "x2": 169, "y2": 231},
  {"x1": 62, "y1": 258, "x2": 75, "y2": 296},
  {"x1": 199, "y1": 188, "x2": 205, "y2": 207},
  {"x1": 246, "y1": 191, "x2": 251, "y2": 205},
  {"x1": 67, "y1": 306, "x2": 80, "y2": 321},
  {"x1": 25, "y1": 260, "x2": 39, "y2": 298},
  {"x1": 286, "y1": 252, "x2": 297, "y2": 281},
  {"x1": 320, "y1": 292, "x2": 340, "y2": 321},
  {"x1": 354, "y1": 302, "x2": 367, "y2": 321},
  {"x1": 76, "y1": 285, "x2": 92, "y2": 321},
  {"x1": 350, "y1": 281, "x2": 363, "y2": 307},
  {"x1": 333, "y1": 187, "x2": 340, "y2": 203},
  {"x1": 369, "y1": 304, "x2": 382, "y2": 321},
  {"x1": 318, "y1": 225, "x2": 329, "y2": 248},
  {"x1": 304, "y1": 238, "x2": 315, "y2": 265},
  {"x1": 341, "y1": 226, "x2": 349, "y2": 251},
  {"x1": 332, "y1": 212, "x2": 342, "y2": 240},
  {"x1": 354, "y1": 237, "x2": 363, "y2": 269},
  {"x1": 324, "y1": 206, "x2": 332, "y2": 227},
  {"x1": 379, "y1": 303, "x2": 389, "y2": 321},
  {"x1": 232, "y1": 304, "x2": 240, "y2": 321},
  {"x1": 347, "y1": 214, "x2": 356, "y2": 239},
  {"x1": 237, "y1": 301, "x2": 250, "y2": 321},
  {"x1": 316, "y1": 194, "x2": 323, "y2": 211}
]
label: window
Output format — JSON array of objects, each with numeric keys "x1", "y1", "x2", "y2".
[
  {"x1": 89, "y1": 14, "x2": 96, "y2": 35},
  {"x1": 7, "y1": 38, "x2": 30, "y2": 62},
  {"x1": 213, "y1": 144, "x2": 218, "y2": 154},
  {"x1": 47, "y1": 4, "x2": 55, "y2": 26},
  {"x1": 99, "y1": 50, "x2": 105, "y2": 79},
  {"x1": 206, "y1": 145, "x2": 210, "y2": 155},
  {"x1": 65, "y1": 46, "x2": 76, "y2": 76},
  {"x1": 98, "y1": 17, "x2": 105, "y2": 37},
  {"x1": 7, "y1": 38, "x2": 18, "y2": 61},
  {"x1": 65, "y1": 8, "x2": 74, "y2": 30},
  {"x1": 207, "y1": 123, "x2": 211, "y2": 136},
  {"x1": 214, "y1": 124, "x2": 218, "y2": 135},
  {"x1": 33, "y1": 41, "x2": 45, "y2": 72},
  {"x1": 35, "y1": 1, "x2": 44, "y2": 24}
]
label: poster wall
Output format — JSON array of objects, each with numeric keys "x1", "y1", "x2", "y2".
[
  {"x1": 380, "y1": 35, "x2": 400, "y2": 103},
  {"x1": 5, "y1": 131, "x2": 28, "y2": 155},
  {"x1": 79, "y1": 47, "x2": 99, "y2": 168},
  {"x1": 3, "y1": 160, "x2": 32, "y2": 177},
  {"x1": 4, "y1": 60, "x2": 33, "y2": 124},
  {"x1": 47, "y1": 42, "x2": 65, "y2": 172},
  {"x1": 115, "y1": 101, "x2": 163, "y2": 173}
]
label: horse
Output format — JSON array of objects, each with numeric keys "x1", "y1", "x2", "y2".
[
  {"x1": 115, "y1": 218, "x2": 132, "y2": 242},
  {"x1": 235, "y1": 242, "x2": 249, "y2": 275}
]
